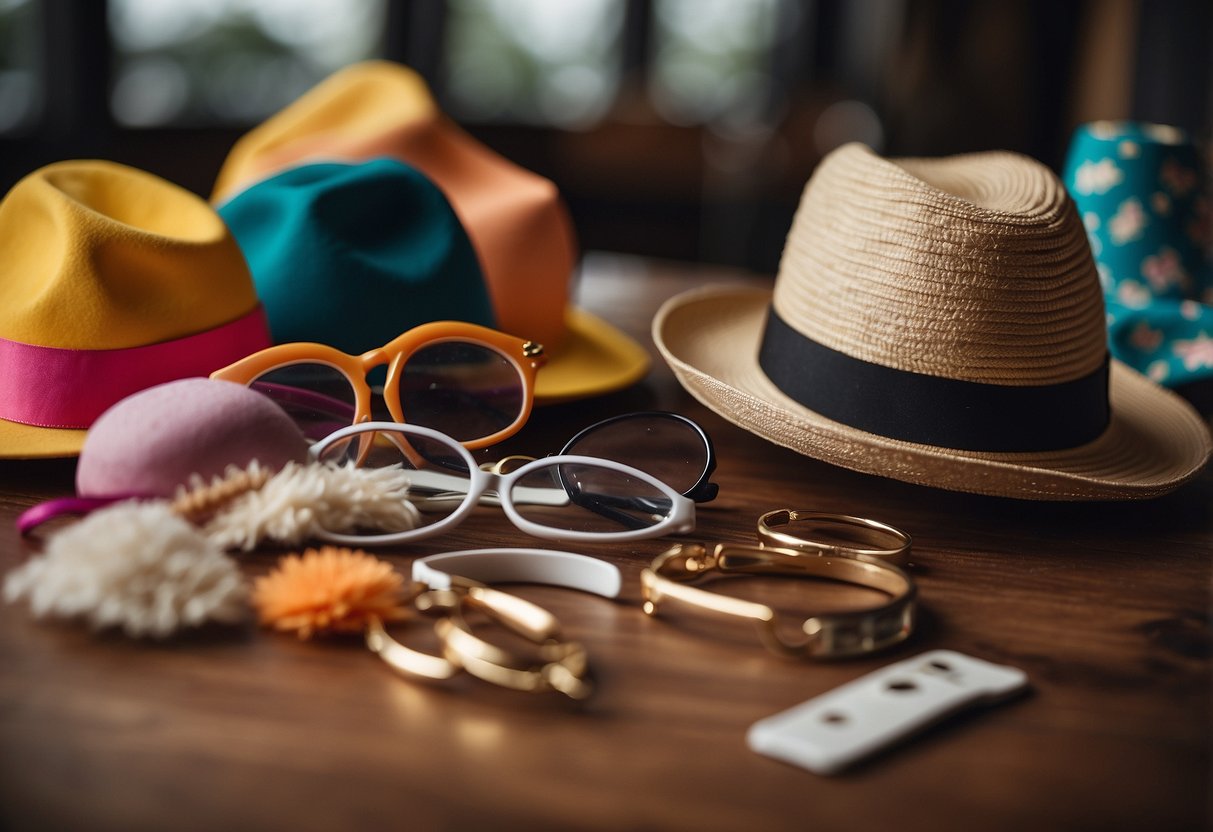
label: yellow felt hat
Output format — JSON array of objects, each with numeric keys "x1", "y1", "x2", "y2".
[
  {"x1": 0, "y1": 160, "x2": 271, "y2": 458},
  {"x1": 212, "y1": 60, "x2": 648, "y2": 403}
]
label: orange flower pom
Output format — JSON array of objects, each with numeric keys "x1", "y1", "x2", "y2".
[{"x1": 252, "y1": 547, "x2": 409, "y2": 639}]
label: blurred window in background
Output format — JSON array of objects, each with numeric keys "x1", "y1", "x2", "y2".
[
  {"x1": 649, "y1": 0, "x2": 781, "y2": 129},
  {"x1": 441, "y1": 0, "x2": 785, "y2": 131},
  {"x1": 0, "y1": 0, "x2": 39, "y2": 133},
  {"x1": 108, "y1": 0, "x2": 386, "y2": 126},
  {"x1": 0, "y1": 0, "x2": 1206, "y2": 272},
  {"x1": 442, "y1": 0, "x2": 623, "y2": 129}
]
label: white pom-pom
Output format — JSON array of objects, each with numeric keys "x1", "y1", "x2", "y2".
[
  {"x1": 4, "y1": 502, "x2": 248, "y2": 638},
  {"x1": 204, "y1": 461, "x2": 421, "y2": 551}
]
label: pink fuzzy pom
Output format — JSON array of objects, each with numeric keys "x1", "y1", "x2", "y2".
[{"x1": 76, "y1": 378, "x2": 308, "y2": 498}]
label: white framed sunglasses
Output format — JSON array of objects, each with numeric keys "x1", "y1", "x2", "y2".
[{"x1": 309, "y1": 422, "x2": 696, "y2": 544}]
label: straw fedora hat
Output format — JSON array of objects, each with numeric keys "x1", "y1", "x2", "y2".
[
  {"x1": 0, "y1": 160, "x2": 271, "y2": 459},
  {"x1": 212, "y1": 60, "x2": 648, "y2": 403},
  {"x1": 654, "y1": 143, "x2": 1212, "y2": 500}
]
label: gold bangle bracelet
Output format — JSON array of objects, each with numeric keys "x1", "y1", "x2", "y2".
[
  {"x1": 366, "y1": 616, "x2": 460, "y2": 681},
  {"x1": 435, "y1": 615, "x2": 591, "y2": 700},
  {"x1": 641, "y1": 543, "x2": 916, "y2": 659},
  {"x1": 366, "y1": 579, "x2": 591, "y2": 698},
  {"x1": 424, "y1": 583, "x2": 593, "y2": 700},
  {"x1": 364, "y1": 580, "x2": 460, "y2": 681},
  {"x1": 756, "y1": 510, "x2": 912, "y2": 566}
]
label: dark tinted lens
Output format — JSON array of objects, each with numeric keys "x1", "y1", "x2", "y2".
[
  {"x1": 315, "y1": 428, "x2": 473, "y2": 534},
  {"x1": 249, "y1": 363, "x2": 356, "y2": 441},
  {"x1": 563, "y1": 414, "x2": 708, "y2": 495},
  {"x1": 398, "y1": 342, "x2": 524, "y2": 442},
  {"x1": 510, "y1": 462, "x2": 673, "y2": 534}
]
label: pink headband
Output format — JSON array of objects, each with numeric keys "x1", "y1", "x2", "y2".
[{"x1": 0, "y1": 306, "x2": 272, "y2": 430}]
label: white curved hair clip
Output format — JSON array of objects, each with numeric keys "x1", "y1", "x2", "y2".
[{"x1": 412, "y1": 548, "x2": 622, "y2": 599}]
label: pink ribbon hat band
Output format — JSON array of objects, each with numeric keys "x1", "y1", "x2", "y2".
[{"x1": 0, "y1": 306, "x2": 271, "y2": 430}]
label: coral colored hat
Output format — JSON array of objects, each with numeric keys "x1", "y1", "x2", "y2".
[
  {"x1": 654, "y1": 144, "x2": 1212, "y2": 501},
  {"x1": 0, "y1": 160, "x2": 272, "y2": 459},
  {"x1": 211, "y1": 60, "x2": 648, "y2": 403}
]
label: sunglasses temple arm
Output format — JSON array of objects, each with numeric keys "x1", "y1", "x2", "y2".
[{"x1": 404, "y1": 470, "x2": 571, "y2": 510}]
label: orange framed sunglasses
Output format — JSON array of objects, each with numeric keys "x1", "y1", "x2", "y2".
[{"x1": 210, "y1": 321, "x2": 545, "y2": 449}]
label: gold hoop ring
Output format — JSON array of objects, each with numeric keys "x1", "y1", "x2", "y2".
[{"x1": 757, "y1": 510, "x2": 912, "y2": 566}]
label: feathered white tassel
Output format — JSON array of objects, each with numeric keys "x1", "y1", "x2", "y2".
[
  {"x1": 203, "y1": 461, "x2": 421, "y2": 551},
  {"x1": 171, "y1": 460, "x2": 274, "y2": 521},
  {"x1": 4, "y1": 502, "x2": 247, "y2": 638}
]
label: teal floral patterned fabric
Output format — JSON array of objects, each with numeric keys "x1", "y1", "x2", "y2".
[{"x1": 1063, "y1": 121, "x2": 1213, "y2": 389}]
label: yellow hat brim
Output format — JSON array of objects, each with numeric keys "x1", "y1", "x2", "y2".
[
  {"x1": 534, "y1": 308, "x2": 650, "y2": 404},
  {"x1": 0, "y1": 417, "x2": 86, "y2": 459}
]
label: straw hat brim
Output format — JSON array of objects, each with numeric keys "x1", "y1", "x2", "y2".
[
  {"x1": 535, "y1": 308, "x2": 650, "y2": 404},
  {"x1": 654, "y1": 285, "x2": 1212, "y2": 500}
]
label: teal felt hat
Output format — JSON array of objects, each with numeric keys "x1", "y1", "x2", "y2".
[
  {"x1": 1063, "y1": 121, "x2": 1213, "y2": 390},
  {"x1": 218, "y1": 158, "x2": 495, "y2": 358}
]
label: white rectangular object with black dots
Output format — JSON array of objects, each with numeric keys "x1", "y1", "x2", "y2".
[{"x1": 747, "y1": 650, "x2": 1029, "y2": 775}]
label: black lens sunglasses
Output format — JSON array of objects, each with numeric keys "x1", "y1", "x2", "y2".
[
  {"x1": 417, "y1": 410, "x2": 718, "y2": 531},
  {"x1": 557, "y1": 411, "x2": 718, "y2": 503}
]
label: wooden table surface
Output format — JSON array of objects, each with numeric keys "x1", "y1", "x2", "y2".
[{"x1": 2, "y1": 253, "x2": 1210, "y2": 832}]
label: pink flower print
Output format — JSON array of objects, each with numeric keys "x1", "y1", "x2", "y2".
[
  {"x1": 1140, "y1": 247, "x2": 1189, "y2": 292},
  {"x1": 1160, "y1": 159, "x2": 1197, "y2": 196},
  {"x1": 1118, "y1": 140, "x2": 1140, "y2": 159},
  {"x1": 1151, "y1": 192, "x2": 1171, "y2": 216},
  {"x1": 1116, "y1": 280, "x2": 1151, "y2": 308},
  {"x1": 1096, "y1": 263, "x2": 1113, "y2": 291},
  {"x1": 1180, "y1": 300, "x2": 1201, "y2": 320},
  {"x1": 1147, "y1": 360, "x2": 1170, "y2": 383},
  {"x1": 1173, "y1": 332, "x2": 1213, "y2": 371},
  {"x1": 1074, "y1": 158, "x2": 1123, "y2": 196},
  {"x1": 1109, "y1": 198, "x2": 1146, "y2": 245},
  {"x1": 1129, "y1": 321, "x2": 1164, "y2": 352},
  {"x1": 1144, "y1": 123, "x2": 1185, "y2": 145}
]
